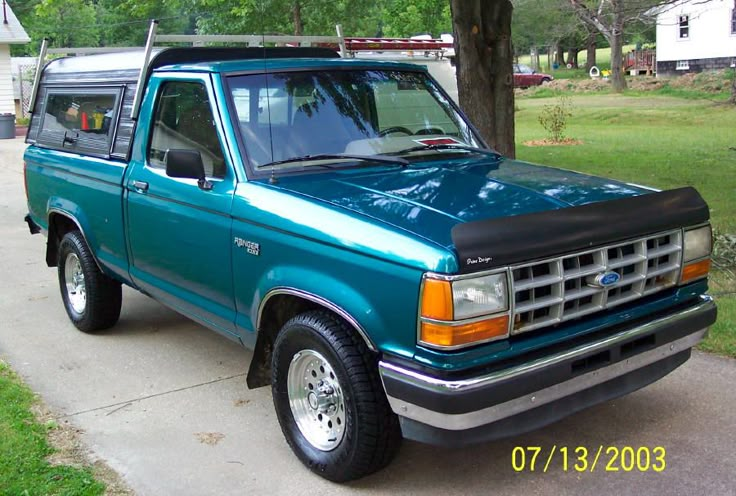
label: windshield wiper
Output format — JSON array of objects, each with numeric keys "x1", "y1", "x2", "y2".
[
  {"x1": 256, "y1": 153, "x2": 409, "y2": 170},
  {"x1": 393, "y1": 143, "x2": 499, "y2": 158}
]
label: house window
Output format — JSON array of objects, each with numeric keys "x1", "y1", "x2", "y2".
[
  {"x1": 678, "y1": 15, "x2": 689, "y2": 38},
  {"x1": 676, "y1": 60, "x2": 690, "y2": 70},
  {"x1": 731, "y1": 9, "x2": 736, "y2": 34}
]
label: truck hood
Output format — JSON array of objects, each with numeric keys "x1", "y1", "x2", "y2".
[{"x1": 270, "y1": 157, "x2": 652, "y2": 249}]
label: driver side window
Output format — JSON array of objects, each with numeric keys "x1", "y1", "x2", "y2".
[{"x1": 148, "y1": 81, "x2": 227, "y2": 179}]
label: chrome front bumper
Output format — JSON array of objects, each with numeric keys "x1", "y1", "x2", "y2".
[{"x1": 379, "y1": 296, "x2": 716, "y2": 444}]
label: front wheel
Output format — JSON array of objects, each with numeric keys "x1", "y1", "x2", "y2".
[
  {"x1": 58, "y1": 231, "x2": 122, "y2": 332},
  {"x1": 272, "y1": 310, "x2": 401, "y2": 481}
]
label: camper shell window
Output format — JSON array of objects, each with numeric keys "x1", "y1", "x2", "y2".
[{"x1": 37, "y1": 87, "x2": 123, "y2": 157}]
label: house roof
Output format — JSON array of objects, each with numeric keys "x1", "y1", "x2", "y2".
[{"x1": 0, "y1": 2, "x2": 31, "y2": 44}]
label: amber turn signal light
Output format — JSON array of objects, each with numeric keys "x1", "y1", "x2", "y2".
[
  {"x1": 680, "y1": 259, "x2": 711, "y2": 284},
  {"x1": 420, "y1": 315, "x2": 509, "y2": 348},
  {"x1": 420, "y1": 278, "x2": 453, "y2": 320}
]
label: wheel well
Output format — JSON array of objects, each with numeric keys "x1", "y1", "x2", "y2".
[
  {"x1": 46, "y1": 213, "x2": 79, "y2": 267},
  {"x1": 246, "y1": 294, "x2": 369, "y2": 389}
]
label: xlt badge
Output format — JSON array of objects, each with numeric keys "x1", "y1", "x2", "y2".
[{"x1": 234, "y1": 237, "x2": 260, "y2": 256}]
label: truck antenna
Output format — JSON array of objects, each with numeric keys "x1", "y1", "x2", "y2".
[{"x1": 260, "y1": 0, "x2": 278, "y2": 185}]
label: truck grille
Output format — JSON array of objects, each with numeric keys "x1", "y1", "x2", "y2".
[{"x1": 511, "y1": 230, "x2": 683, "y2": 334}]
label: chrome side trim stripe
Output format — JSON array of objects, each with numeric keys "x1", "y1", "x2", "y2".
[{"x1": 382, "y1": 328, "x2": 707, "y2": 431}]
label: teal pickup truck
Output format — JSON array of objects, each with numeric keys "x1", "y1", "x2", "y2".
[{"x1": 23, "y1": 46, "x2": 716, "y2": 481}]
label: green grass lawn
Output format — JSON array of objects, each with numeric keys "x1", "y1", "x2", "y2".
[
  {"x1": 517, "y1": 45, "x2": 636, "y2": 74},
  {"x1": 0, "y1": 361, "x2": 105, "y2": 495},
  {"x1": 516, "y1": 93, "x2": 736, "y2": 357}
]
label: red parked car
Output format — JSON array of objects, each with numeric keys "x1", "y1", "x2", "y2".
[{"x1": 513, "y1": 63, "x2": 553, "y2": 88}]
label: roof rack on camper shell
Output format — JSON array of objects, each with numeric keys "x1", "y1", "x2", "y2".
[
  {"x1": 26, "y1": 20, "x2": 455, "y2": 160},
  {"x1": 29, "y1": 20, "x2": 454, "y2": 117}
]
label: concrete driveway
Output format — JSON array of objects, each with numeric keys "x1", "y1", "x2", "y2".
[{"x1": 1, "y1": 137, "x2": 734, "y2": 495}]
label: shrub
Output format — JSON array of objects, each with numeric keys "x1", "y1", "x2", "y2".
[{"x1": 538, "y1": 96, "x2": 572, "y2": 142}]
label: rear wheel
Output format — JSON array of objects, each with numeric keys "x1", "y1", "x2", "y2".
[
  {"x1": 272, "y1": 310, "x2": 401, "y2": 481},
  {"x1": 58, "y1": 231, "x2": 122, "y2": 332}
]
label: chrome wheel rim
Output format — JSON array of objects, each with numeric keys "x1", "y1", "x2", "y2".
[
  {"x1": 64, "y1": 253, "x2": 86, "y2": 314},
  {"x1": 287, "y1": 349, "x2": 346, "y2": 451}
]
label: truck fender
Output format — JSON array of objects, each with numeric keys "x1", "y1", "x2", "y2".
[
  {"x1": 45, "y1": 203, "x2": 101, "y2": 271},
  {"x1": 246, "y1": 267, "x2": 380, "y2": 389}
]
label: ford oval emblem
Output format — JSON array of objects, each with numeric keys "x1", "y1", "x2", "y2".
[{"x1": 593, "y1": 271, "x2": 621, "y2": 288}]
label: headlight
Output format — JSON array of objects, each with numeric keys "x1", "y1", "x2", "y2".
[
  {"x1": 419, "y1": 272, "x2": 510, "y2": 349},
  {"x1": 452, "y1": 273, "x2": 508, "y2": 319},
  {"x1": 680, "y1": 224, "x2": 712, "y2": 284},
  {"x1": 683, "y1": 225, "x2": 712, "y2": 262}
]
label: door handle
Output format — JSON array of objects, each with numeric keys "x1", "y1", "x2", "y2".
[
  {"x1": 62, "y1": 131, "x2": 78, "y2": 146},
  {"x1": 132, "y1": 180, "x2": 149, "y2": 193}
]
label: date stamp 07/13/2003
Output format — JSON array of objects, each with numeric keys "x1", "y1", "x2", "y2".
[{"x1": 511, "y1": 446, "x2": 667, "y2": 473}]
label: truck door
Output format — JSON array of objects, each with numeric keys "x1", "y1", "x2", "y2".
[{"x1": 125, "y1": 75, "x2": 237, "y2": 337}]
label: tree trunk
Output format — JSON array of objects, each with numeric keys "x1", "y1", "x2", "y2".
[
  {"x1": 585, "y1": 32, "x2": 597, "y2": 70},
  {"x1": 530, "y1": 46, "x2": 540, "y2": 71},
  {"x1": 450, "y1": 0, "x2": 515, "y2": 158},
  {"x1": 569, "y1": 0, "x2": 626, "y2": 89},
  {"x1": 293, "y1": 1, "x2": 303, "y2": 36},
  {"x1": 567, "y1": 47, "x2": 578, "y2": 68},
  {"x1": 609, "y1": 1, "x2": 627, "y2": 92},
  {"x1": 608, "y1": 31, "x2": 626, "y2": 91},
  {"x1": 608, "y1": 28, "x2": 626, "y2": 88},
  {"x1": 731, "y1": 1, "x2": 736, "y2": 103},
  {"x1": 555, "y1": 44, "x2": 565, "y2": 67}
]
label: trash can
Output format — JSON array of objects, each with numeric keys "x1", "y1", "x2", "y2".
[{"x1": 0, "y1": 113, "x2": 15, "y2": 139}]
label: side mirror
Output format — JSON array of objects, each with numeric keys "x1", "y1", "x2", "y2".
[
  {"x1": 165, "y1": 149, "x2": 213, "y2": 190},
  {"x1": 165, "y1": 149, "x2": 204, "y2": 179}
]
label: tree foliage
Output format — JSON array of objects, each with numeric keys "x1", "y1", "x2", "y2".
[
  {"x1": 512, "y1": 0, "x2": 581, "y2": 53},
  {"x1": 9, "y1": 0, "x2": 459, "y2": 48},
  {"x1": 380, "y1": 0, "x2": 452, "y2": 37},
  {"x1": 96, "y1": 0, "x2": 195, "y2": 47},
  {"x1": 192, "y1": 0, "x2": 383, "y2": 36},
  {"x1": 23, "y1": 0, "x2": 100, "y2": 52}
]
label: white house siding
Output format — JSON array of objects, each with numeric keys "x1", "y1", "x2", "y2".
[
  {"x1": 0, "y1": 45, "x2": 15, "y2": 115},
  {"x1": 0, "y1": 3, "x2": 30, "y2": 115},
  {"x1": 656, "y1": 0, "x2": 736, "y2": 75}
]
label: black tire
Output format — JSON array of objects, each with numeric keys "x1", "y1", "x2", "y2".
[
  {"x1": 58, "y1": 230, "x2": 122, "y2": 332},
  {"x1": 272, "y1": 310, "x2": 402, "y2": 482},
  {"x1": 541, "y1": 77, "x2": 551, "y2": 85}
]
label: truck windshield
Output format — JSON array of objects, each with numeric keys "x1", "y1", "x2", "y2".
[{"x1": 226, "y1": 70, "x2": 482, "y2": 171}]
